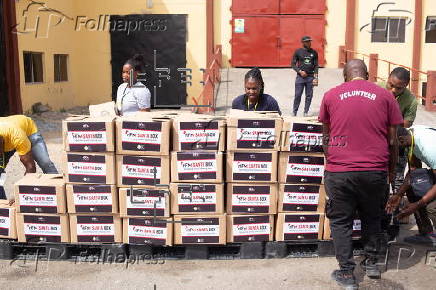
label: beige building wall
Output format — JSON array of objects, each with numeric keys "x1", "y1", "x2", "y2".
[
  {"x1": 324, "y1": 0, "x2": 346, "y2": 68},
  {"x1": 421, "y1": 1, "x2": 436, "y2": 76},
  {"x1": 16, "y1": 0, "x2": 207, "y2": 112},
  {"x1": 16, "y1": 0, "x2": 77, "y2": 112},
  {"x1": 355, "y1": 0, "x2": 415, "y2": 81}
]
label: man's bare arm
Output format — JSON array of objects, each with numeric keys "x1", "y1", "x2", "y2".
[
  {"x1": 388, "y1": 125, "x2": 399, "y2": 184},
  {"x1": 19, "y1": 152, "x2": 36, "y2": 174}
]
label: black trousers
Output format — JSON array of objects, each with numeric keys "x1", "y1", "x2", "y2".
[
  {"x1": 293, "y1": 75, "x2": 314, "y2": 115},
  {"x1": 325, "y1": 171, "x2": 388, "y2": 271}
]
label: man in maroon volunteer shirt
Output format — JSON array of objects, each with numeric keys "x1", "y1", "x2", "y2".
[{"x1": 319, "y1": 59, "x2": 403, "y2": 289}]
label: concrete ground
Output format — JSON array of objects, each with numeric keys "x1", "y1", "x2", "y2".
[{"x1": 1, "y1": 68, "x2": 436, "y2": 289}]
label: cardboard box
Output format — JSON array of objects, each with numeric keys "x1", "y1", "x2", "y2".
[
  {"x1": 0, "y1": 201, "x2": 17, "y2": 239},
  {"x1": 279, "y1": 153, "x2": 325, "y2": 184},
  {"x1": 323, "y1": 217, "x2": 361, "y2": 240},
  {"x1": 278, "y1": 184, "x2": 326, "y2": 213},
  {"x1": 117, "y1": 155, "x2": 170, "y2": 187},
  {"x1": 14, "y1": 174, "x2": 66, "y2": 214},
  {"x1": 226, "y1": 183, "x2": 277, "y2": 214},
  {"x1": 170, "y1": 183, "x2": 224, "y2": 215},
  {"x1": 227, "y1": 215, "x2": 274, "y2": 243},
  {"x1": 69, "y1": 214, "x2": 122, "y2": 243},
  {"x1": 115, "y1": 116, "x2": 171, "y2": 156},
  {"x1": 171, "y1": 152, "x2": 224, "y2": 183},
  {"x1": 275, "y1": 213, "x2": 324, "y2": 241},
  {"x1": 89, "y1": 101, "x2": 117, "y2": 118},
  {"x1": 227, "y1": 151, "x2": 277, "y2": 183},
  {"x1": 174, "y1": 214, "x2": 226, "y2": 245},
  {"x1": 66, "y1": 184, "x2": 118, "y2": 214},
  {"x1": 226, "y1": 114, "x2": 282, "y2": 151},
  {"x1": 119, "y1": 187, "x2": 170, "y2": 217},
  {"x1": 172, "y1": 117, "x2": 226, "y2": 151},
  {"x1": 62, "y1": 116, "x2": 115, "y2": 152},
  {"x1": 64, "y1": 152, "x2": 116, "y2": 184},
  {"x1": 16, "y1": 213, "x2": 70, "y2": 243},
  {"x1": 281, "y1": 117, "x2": 323, "y2": 153},
  {"x1": 123, "y1": 217, "x2": 173, "y2": 246}
]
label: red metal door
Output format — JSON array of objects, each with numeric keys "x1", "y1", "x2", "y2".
[
  {"x1": 280, "y1": 0, "x2": 326, "y2": 14},
  {"x1": 279, "y1": 16, "x2": 326, "y2": 67},
  {"x1": 231, "y1": 16, "x2": 280, "y2": 67},
  {"x1": 232, "y1": 0, "x2": 280, "y2": 15}
]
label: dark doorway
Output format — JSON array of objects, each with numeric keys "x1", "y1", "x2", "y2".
[
  {"x1": 110, "y1": 14, "x2": 187, "y2": 107},
  {"x1": 0, "y1": 1, "x2": 9, "y2": 116}
]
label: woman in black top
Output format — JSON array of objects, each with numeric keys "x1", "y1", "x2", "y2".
[{"x1": 232, "y1": 68, "x2": 281, "y2": 115}]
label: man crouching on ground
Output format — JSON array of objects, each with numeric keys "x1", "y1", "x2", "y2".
[{"x1": 318, "y1": 59, "x2": 403, "y2": 289}]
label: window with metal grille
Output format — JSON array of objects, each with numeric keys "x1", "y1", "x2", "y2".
[
  {"x1": 54, "y1": 54, "x2": 68, "y2": 82},
  {"x1": 425, "y1": 16, "x2": 436, "y2": 43},
  {"x1": 23, "y1": 52, "x2": 44, "y2": 83},
  {"x1": 371, "y1": 17, "x2": 406, "y2": 43}
]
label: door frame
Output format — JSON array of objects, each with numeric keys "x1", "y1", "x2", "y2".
[{"x1": 2, "y1": 0, "x2": 22, "y2": 114}]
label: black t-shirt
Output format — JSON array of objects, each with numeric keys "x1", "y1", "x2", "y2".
[
  {"x1": 291, "y1": 48, "x2": 319, "y2": 75},
  {"x1": 232, "y1": 94, "x2": 281, "y2": 115}
]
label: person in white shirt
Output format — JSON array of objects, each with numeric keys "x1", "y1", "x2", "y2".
[{"x1": 116, "y1": 54, "x2": 151, "y2": 116}]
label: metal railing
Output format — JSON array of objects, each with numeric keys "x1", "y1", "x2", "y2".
[
  {"x1": 192, "y1": 45, "x2": 222, "y2": 113},
  {"x1": 339, "y1": 45, "x2": 436, "y2": 112}
]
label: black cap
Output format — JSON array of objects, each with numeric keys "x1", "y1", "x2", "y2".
[{"x1": 301, "y1": 36, "x2": 312, "y2": 42}]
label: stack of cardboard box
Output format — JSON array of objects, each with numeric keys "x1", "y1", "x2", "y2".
[
  {"x1": 225, "y1": 111, "x2": 282, "y2": 243},
  {"x1": 115, "y1": 114, "x2": 173, "y2": 246},
  {"x1": 0, "y1": 200, "x2": 16, "y2": 239},
  {"x1": 171, "y1": 115, "x2": 227, "y2": 245},
  {"x1": 276, "y1": 117, "x2": 326, "y2": 241},
  {"x1": 15, "y1": 174, "x2": 69, "y2": 242},
  {"x1": 63, "y1": 116, "x2": 121, "y2": 243}
]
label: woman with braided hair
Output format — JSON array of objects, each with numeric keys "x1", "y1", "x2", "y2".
[
  {"x1": 116, "y1": 54, "x2": 151, "y2": 116},
  {"x1": 232, "y1": 67, "x2": 281, "y2": 115}
]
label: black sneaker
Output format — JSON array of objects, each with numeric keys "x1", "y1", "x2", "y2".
[
  {"x1": 360, "y1": 258, "x2": 381, "y2": 279},
  {"x1": 331, "y1": 269, "x2": 358, "y2": 289}
]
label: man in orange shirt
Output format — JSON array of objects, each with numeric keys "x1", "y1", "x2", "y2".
[{"x1": 0, "y1": 115, "x2": 58, "y2": 200}]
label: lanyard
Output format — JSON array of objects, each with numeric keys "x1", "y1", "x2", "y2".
[
  {"x1": 408, "y1": 129, "x2": 415, "y2": 165},
  {"x1": 247, "y1": 98, "x2": 259, "y2": 111}
]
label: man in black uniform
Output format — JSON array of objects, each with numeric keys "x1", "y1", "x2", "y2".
[{"x1": 291, "y1": 36, "x2": 319, "y2": 117}]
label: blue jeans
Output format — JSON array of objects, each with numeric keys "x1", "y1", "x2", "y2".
[
  {"x1": 29, "y1": 132, "x2": 58, "y2": 174},
  {"x1": 293, "y1": 75, "x2": 314, "y2": 115}
]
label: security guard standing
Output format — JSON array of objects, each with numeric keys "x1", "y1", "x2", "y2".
[{"x1": 291, "y1": 36, "x2": 319, "y2": 117}]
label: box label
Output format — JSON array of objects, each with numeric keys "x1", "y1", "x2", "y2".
[
  {"x1": 24, "y1": 223, "x2": 62, "y2": 236},
  {"x1": 76, "y1": 215, "x2": 115, "y2": 242},
  {"x1": 283, "y1": 185, "x2": 320, "y2": 212},
  {"x1": 121, "y1": 156, "x2": 162, "y2": 186},
  {"x1": 176, "y1": 153, "x2": 217, "y2": 181},
  {"x1": 67, "y1": 122, "x2": 107, "y2": 152},
  {"x1": 72, "y1": 185, "x2": 113, "y2": 213},
  {"x1": 232, "y1": 215, "x2": 271, "y2": 242},
  {"x1": 288, "y1": 123, "x2": 323, "y2": 152},
  {"x1": 128, "y1": 218, "x2": 168, "y2": 245},
  {"x1": 18, "y1": 185, "x2": 58, "y2": 213},
  {"x1": 231, "y1": 185, "x2": 271, "y2": 213},
  {"x1": 181, "y1": 218, "x2": 220, "y2": 243},
  {"x1": 177, "y1": 184, "x2": 217, "y2": 212},
  {"x1": 236, "y1": 119, "x2": 276, "y2": 149},
  {"x1": 121, "y1": 121, "x2": 162, "y2": 152},
  {"x1": 0, "y1": 208, "x2": 12, "y2": 236},
  {"x1": 232, "y1": 153, "x2": 273, "y2": 181},
  {"x1": 178, "y1": 121, "x2": 220, "y2": 150},
  {"x1": 283, "y1": 214, "x2": 320, "y2": 240},
  {"x1": 286, "y1": 156, "x2": 324, "y2": 184},
  {"x1": 126, "y1": 189, "x2": 166, "y2": 216},
  {"x1": 22, "y1": 215, "x2": 62, "y2": 242},
  {"x1": 67, "y1": 154, "x2": 107, "y2": 183}
]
